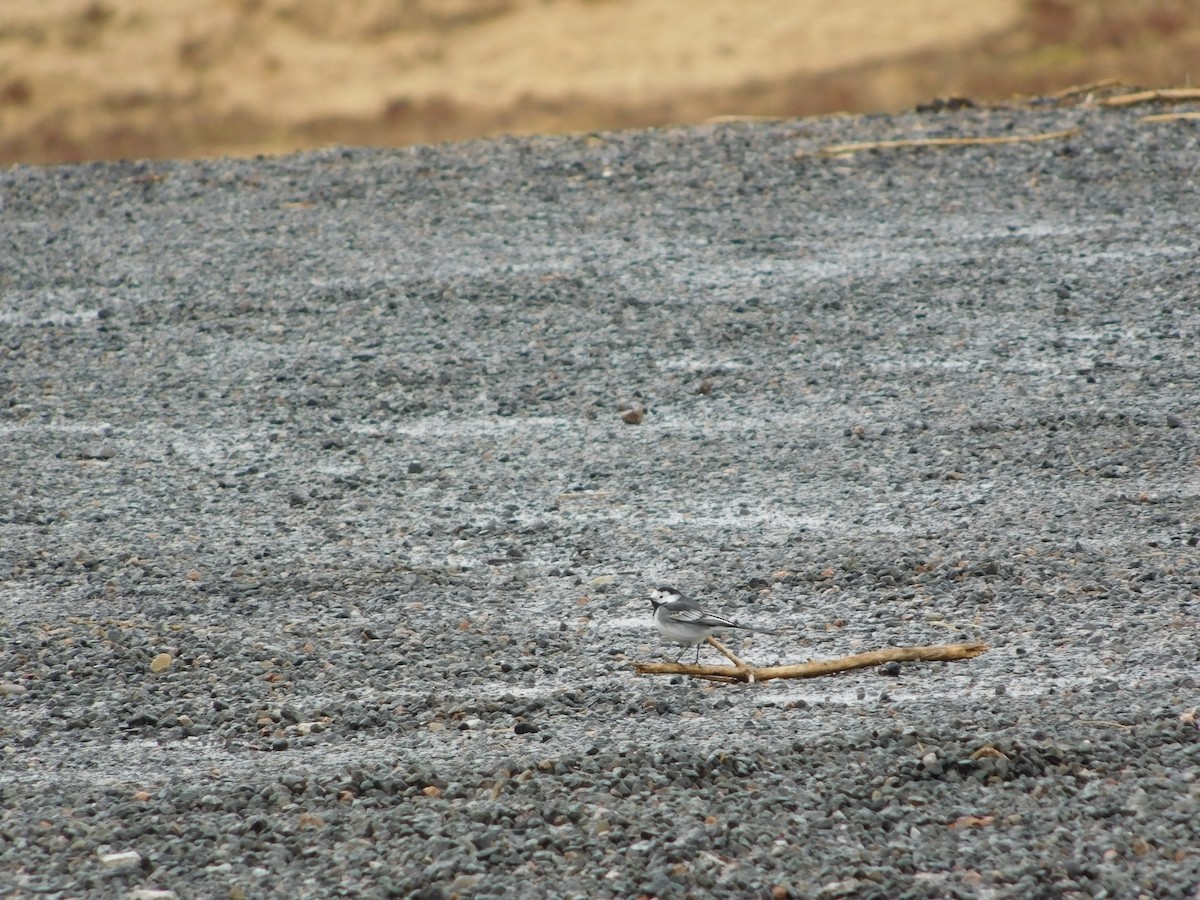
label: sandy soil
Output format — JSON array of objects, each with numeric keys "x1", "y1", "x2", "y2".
[{"x1": 0, "y1": 0, "x2": 1198, "y2": 164}]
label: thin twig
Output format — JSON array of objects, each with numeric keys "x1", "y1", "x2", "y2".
[
  {"x1": 803, "y1": 128, "x2": 1079, "y2": 158},
  {"x1": 1099, "y1": 88, "x2": 1200, "y2": 107},
  {"x1": 1047, "y1": 78, "x2": 1124, "y2": 100},
  {"x1": 1141, "y1": 112, "x2": 1200, "y2": 123},
  {"x1": 1066, "y1": 446, "x2": 1089, "y2": 476},
  {"x1": 706, "y1": 115, "x2": 786, "y2": 124},
  {"x1": 706, "y1": 636, "x2": 753, "y2": 674}
]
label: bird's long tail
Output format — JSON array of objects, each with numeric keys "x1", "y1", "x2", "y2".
[{"x1": 731, "y1": 623, "x2": 778, "y2": 636}]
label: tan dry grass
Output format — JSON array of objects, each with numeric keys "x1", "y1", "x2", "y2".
[{"x1": 0, "y1": 0, "x2": 1197, "y2": 164}]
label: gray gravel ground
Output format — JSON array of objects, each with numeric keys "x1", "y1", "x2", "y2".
[{"x1": 2, "y1": 102, "x2": 1199, "y2": 898}]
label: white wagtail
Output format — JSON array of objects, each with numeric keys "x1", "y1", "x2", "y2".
[{"x1": 649, "y1": 585, "x2": 778, "y2": 664}]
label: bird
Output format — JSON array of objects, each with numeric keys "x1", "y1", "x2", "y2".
[{"x1": 649, "y1": 585, "x2": 778, "y2": 665}]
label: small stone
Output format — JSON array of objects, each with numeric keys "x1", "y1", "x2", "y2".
[
  {"x1": 149, "y1": 653, "x2": 172, "y2": 674},
  {"x1": 0, "y1": 681, "x2": 27, "y2": 696},
  {"x1": 821, "y1": 878, "x2": 864, "y2": 897},
  {"x1": 447, "y1": 874, "x2": 482, "y2": 893},
  {"x1": 407, "y1": 461, "x2": 424, "y2": 474},
  {"x1": 514, "y1": 722, "x2": 539, "y2": 735},
  {"x1": 128, "y1": 891, "x2": 177, "y2": 900},
  {"x1": 99, "y1": 849, "x2": 141, "y2": 867},
  {"x1": 1166, "y1": 413, "x2": 1184, "y2": 428},
  {"x1": 877, "y1": 660, "x2": 902, "y2": 677},
  {"x1": 621, "y1": 407, "x2": 645, "y2": 425}
]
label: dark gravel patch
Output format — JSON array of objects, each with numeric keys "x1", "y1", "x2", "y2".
[{"x1": 2, "y1": 103, "x2": 1199, "y2": 898}]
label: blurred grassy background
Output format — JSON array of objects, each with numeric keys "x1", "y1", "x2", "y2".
[{"x1": 0, "y1": 0, "x2": 1197, "y2": 165}]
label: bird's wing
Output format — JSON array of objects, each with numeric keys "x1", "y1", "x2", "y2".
[
  {"x1": 664, "y1": 602, "x2": 739, "y2": 629},
  {"x1": 662, "y1": 603, "x2": 707, "y2": 623},
  {"x1": 693, "y1": 614, "x2": 744, "y2": 628}
]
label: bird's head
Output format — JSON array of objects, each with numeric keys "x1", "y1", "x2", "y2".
[{"x1": 649, "y1": 585, "x2": 683, "y2": 610}]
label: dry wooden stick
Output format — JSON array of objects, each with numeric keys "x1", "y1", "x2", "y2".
[
  {"x1": 681, "y1": 636, "x2": 758, "y2": 683},
  {"x1": 1047, "y1": 78, "x2": 1124, "y2": 100},
  {"x1": 1066, "y1": 446, "x2": 1089, "y2": 476},
  {"x1": 634, "y1": 642, "x2": 989, "y2": 683},
  {"x1": 706, "y1": 636, "x2": 752, "y2": 672},
  {"x1": 706, "y1": 114, "x2": 786, "y2": 124},
  {"x1": 804, "y1": 128, "x2": 1078, "y2": 158},
  {"x1": 1141, "y1": 112, "x2": 1200, "y2": 123},
  {"x1": 1099, "y1": 87, "x2": 1200, "y2": 107}
]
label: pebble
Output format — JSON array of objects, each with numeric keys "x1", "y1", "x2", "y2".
[{"x1": 98, "y1": 849, "x2": 141, "y2": 868}]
